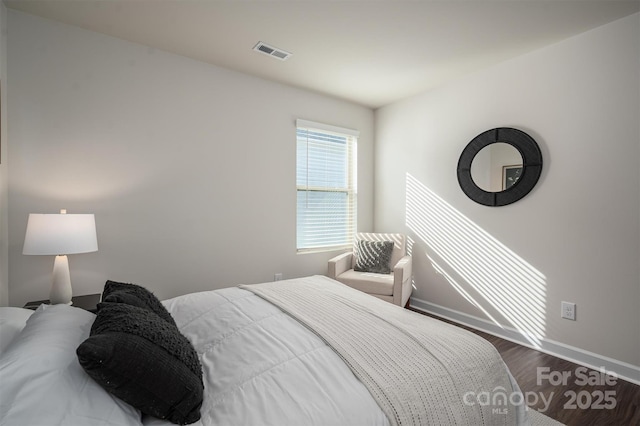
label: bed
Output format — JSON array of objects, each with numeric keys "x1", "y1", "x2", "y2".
[{"x1": 1, "y1": 275, "x2": 531, "y2": 426}]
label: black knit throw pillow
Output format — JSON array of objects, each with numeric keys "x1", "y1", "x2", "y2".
[
  {"x1": 354, "y1": 240, "x2": 394, "y2": 274},
  {"x1": 77, "y1": 303, "x2": 203, "y2": 425},
  {"x1": 101, "y1": 280, "x2": 176, "y2": 326}
]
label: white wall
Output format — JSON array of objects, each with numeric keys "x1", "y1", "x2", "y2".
[
  {"x1": 375, "y1": 13, "x2": 639, "y2": 375},
  {"x1": 0, "y1": 2, "x2": 8, "y2": 306},
  {"x1": 7, "y1": 11, "x2": 374, "y2": 306}
]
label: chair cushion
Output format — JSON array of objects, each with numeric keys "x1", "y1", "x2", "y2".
[
  {"x1": 354, "y1": 240, "x2": 394, "y2": 274},
  {"x1": 336, "y1": 269, "x2": 394, "y2": 296}
]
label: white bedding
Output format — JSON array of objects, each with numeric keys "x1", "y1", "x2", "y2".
[
  {"x1": 151, "y1": 276, "x2": 529, "y2": 426},
  {"x1": 147, "y1": 284, "x2": 390, "y2": 426},
  {"x1": 0, "y1": 305, "x2": 142, "y2": 426},
  {"x1": 242, "y1": 276, "x2": 525, "y2": 426},
  {"x1": 1, "y1": 276, "x2": 531, "y2": 426},
  {"x1": 0, "y1": 307, "x2": 33, "y2": 354}
]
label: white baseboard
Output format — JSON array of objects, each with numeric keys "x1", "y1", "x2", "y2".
[{"x1": 410, "y1": 297, "x2": 640, "y2": 386}]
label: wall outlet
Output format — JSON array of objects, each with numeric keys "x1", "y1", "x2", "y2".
[
  {"x1": 274, "y1": 273, "x2": 283, "y2": 281},
  {"x1": 561, "y1": 301, "x2": 576, "y2": 320}
]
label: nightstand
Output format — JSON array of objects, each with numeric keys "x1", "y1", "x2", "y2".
[{"x1": 23, "y1": 293, "x2": 102, "y2": 313}]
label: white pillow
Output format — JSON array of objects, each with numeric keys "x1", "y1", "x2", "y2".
[
  {"x1": 0, "y1": 307, "x2": 33, "y2": 354},
  {"x1": 0, "y1": 304, "x2": 143, "y2": 426}
]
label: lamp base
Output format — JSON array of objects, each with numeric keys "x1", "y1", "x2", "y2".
[{"x1": 50, "y1": 255, "x2": 73, "y2": 305}]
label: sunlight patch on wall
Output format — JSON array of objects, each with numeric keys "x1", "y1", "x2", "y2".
[
  {"x1": 427, "y1": 254, "x2": 504, "y2": 329},
  {"x1": 405, "y1": 173, "x2": 546, "y2": 346}
]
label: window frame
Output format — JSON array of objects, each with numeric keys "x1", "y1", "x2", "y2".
[{"x1": 296, "y1": 119, "x2": 359, "y2": 253}]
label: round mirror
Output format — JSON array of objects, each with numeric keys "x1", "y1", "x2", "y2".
[
  {"x1": 470, "y1": 143, "x2": 523, "y2": 192},
  {"x1": 457, "y1": 128, "x2": 543, "y2": 206}
]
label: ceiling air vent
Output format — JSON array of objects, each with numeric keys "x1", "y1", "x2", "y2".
[{"x1": 253, "y1": 41, "x2": 292, "y2": 61}]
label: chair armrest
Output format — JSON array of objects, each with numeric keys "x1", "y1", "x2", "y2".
[
  {"x1": 328, "y1": 252, "x2": 353, "y2": 279},
  {"x1": 393, "y1": 255, "x2": 413, "y2": 305}
]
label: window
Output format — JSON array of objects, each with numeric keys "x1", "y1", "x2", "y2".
[{"x1": 296, "y1": 119, "x2": 358, "y2": 252}]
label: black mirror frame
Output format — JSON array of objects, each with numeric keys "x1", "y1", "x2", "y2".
[{"x1": 457, "y1": 127, "x2": 543, "y2": 206}]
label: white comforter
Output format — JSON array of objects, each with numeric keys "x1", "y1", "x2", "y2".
[
  {"x1": 147, "y1": 283, "x2": 391, "y2": 426},
  {"x1": 150, "y1": 276, "x2": 528, "y2": 426}
]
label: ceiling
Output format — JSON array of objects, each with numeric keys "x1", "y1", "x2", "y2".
[{"x1": 6, "y1": 0, "x2": 639, "y2": 109}]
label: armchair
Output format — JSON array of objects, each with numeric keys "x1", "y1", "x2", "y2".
[{"x1": 328, "y1": 233, "x2": 412, "y2": 307}]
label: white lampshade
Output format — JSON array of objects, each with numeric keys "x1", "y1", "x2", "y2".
[{"x1": 23, "y1": 213, "x2": 98, "y2": 255}]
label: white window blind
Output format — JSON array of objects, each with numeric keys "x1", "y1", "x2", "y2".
[{"x1": 296, "y1": 119, "x2": 358, "y2": 252}]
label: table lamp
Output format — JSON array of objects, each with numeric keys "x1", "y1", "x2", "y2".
[{"x1": 23, "y1": 209, "x2": 98, "y2": 305}]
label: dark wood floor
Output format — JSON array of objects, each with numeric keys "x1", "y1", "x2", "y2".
[{"x1": 410, "y1": 309, "x2": 640, "y2": 426}]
